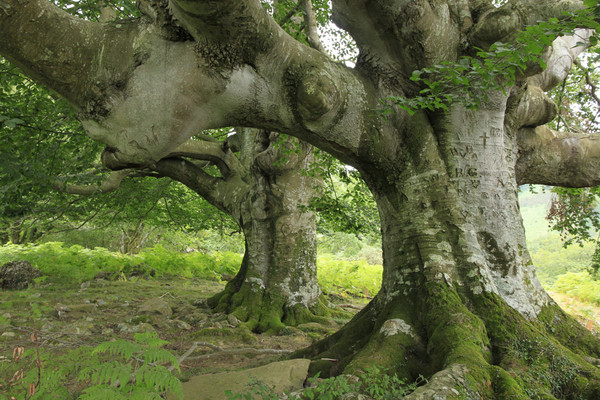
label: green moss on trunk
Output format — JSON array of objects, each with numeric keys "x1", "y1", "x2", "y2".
[{"x1": 296, "y1": 282, "x2": 600, "y2": 399}]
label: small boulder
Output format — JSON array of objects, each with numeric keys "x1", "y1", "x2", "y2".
[
  {"x1": 0, "y1": 261, "x2": 42, "y2": 290},
  {"x1": 138, "y1": 298, "x2": 173, "y2": 317},
  {"x1": 122, "y1": 263, "x2": 156, "y2": 279},
  {"x1": 169, "y1": 359, "x2": 310, "y2": 400}
]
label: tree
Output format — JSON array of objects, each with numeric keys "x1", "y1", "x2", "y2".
[
  {"x1": 3, "y1": 0, "x2": 600, "y2": 397},
  {"x1": 0, "y1": 0, "x2": 332, "y2": 332},
  {"x1": 157, "y1": 128, "x2": 328, "y2": 332}
]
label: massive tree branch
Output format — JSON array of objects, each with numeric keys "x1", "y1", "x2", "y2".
[
  {"x1": 168, "y1": 0, "x2": 280, "y2": 65},
  {"x1": 507, "y1": 30, "x2": 590, "y2": 130},
  {"x1": 301, "y1": 0, "x2": 326, "y2": 53},
  {"x1": 153, "y1": 157, "x2": 248, "y2": 218},
  {"x1": 0, "y1": 0, "x2": 139, "y2": 111},
  {"x1": 53, "y1": 170, "x2": 131, "y2": 195},
  {"x1": 167, "y1": 140, "x2": 246, "y2": 180},
  {"x1": 516, "y1": 125, "x2": 600, "y2": 187},
  {"x1": 470, "y1": 0, "x2": 585, "y2": 49}
]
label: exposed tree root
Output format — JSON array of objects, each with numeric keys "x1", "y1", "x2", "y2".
[
  {"x1": 295, "y1": 282, "x2": 600, "y2": 399},
  {"x1": 207, "y1": 260, "x2": 344, "y2": 333}
]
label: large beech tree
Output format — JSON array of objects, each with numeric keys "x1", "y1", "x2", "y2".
[
  {"x1": 3, "y1": 0, "x2": 600, "y2": 397},
  {"x1": 156, "y1": 129, "x2": 325, "y2": 332}
]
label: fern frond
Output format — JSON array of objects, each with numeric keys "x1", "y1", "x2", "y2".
[
  {"x1": 93, "y1": 340, "x2": 141, "y2": 359},
  {"x1": 88, "y1": 361, "x2": 132, "y2": 386},
  {"x1": 141, "y1": 347, "x2": 180, "y2": 368},
  {"x1": 128, "y1": 387, "x2": 163, "y2": 400},
  {"x1": 79, "y1": 385, "x2": 128, "y2": 400},
  {"x1": 133, "y1": 331, "x2": 169, "y2": 348}
]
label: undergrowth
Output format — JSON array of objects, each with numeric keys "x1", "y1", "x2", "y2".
[
  {"x1": 225, "y1": 367, "x2": 422, "y2": 400},
  {"x1": 0, "y1": 243, "x2": 383, "y2": 299},
  {"x1": 0, "y1": 330, "x2": 182, "y2": 399}
]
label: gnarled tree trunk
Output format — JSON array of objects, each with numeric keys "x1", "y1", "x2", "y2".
[
  {"x1": 155, "y1": 130, "x2": 327, "y2": 333},
  {"x1": 208, "y1": 131, "x2": 326, "y2": 333}
]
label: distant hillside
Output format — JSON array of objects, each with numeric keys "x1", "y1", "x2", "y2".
[
  {"x1": 518, "y1": 185, "x2": 594, "y2": 286},
  {"x1": 518, "y1": 186, "x2": 554, "y2": 240}
]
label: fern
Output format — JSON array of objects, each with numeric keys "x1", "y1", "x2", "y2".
[{"x1": 2, "y1": 331, "x2": 182, "y2": 400}]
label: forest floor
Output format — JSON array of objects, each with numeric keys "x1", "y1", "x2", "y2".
[
  {"x1": 0, "y1": 277, "x2": 365, "y2": 390},
  {"x1": 1, "y1": 276, "x2": 599, "y2": 398}
]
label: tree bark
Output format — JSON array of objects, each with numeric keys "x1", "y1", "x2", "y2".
[{"x1": 156, "y1": 131, "x2": 327, "y2": 333}]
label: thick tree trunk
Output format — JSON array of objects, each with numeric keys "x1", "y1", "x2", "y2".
[
  {"x1": 297, "y1": 99, "x2": 600, "y2": 398},
  {"x1": 208, "y1": 136, "x2": 329, "y2": 333}
]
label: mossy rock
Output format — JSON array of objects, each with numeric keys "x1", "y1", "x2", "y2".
[{"x1": 0, "y1": 260, "x2": 42, "y2": 290}]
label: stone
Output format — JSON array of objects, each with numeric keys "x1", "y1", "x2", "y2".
[
  {"x1": 96, "y1": 299, "x2": 108, "y2": 306},
  {"x1": 0, "y1": 260, "x2": 42, "y2": 290},
  {"x1": 138, "y1": 298, "x2": 173, "y2": 317},
  {"x1": 117, "y1": 322, "x2": 155, "y2": 333},
  {"x1": 122, "y1": 263, "x2": 156, "y2": 279},
  {"x1": 297, "y1": 322, "x2": 331, "y2": 334},
  {"x1": 174, "y1": 319, "x2": 192, "y2": 330},
  {"x1": 1, "y1": 332, "x2": 16, "y2": 337},
  {"x1": 64, "y1": 320, "x2": 94, "y2": 336},
  {"x1": 167, "y1": 359, "x2": 310, "y2": 400},
  {"x1": 227, "y1": 314, "x2": 241, "y2": 327}
]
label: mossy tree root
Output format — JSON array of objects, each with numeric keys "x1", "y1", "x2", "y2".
[
  {"x1": 207, "y1": 272, "x2": 341, "y2": 334},
  {"x1": 296, "y1": 282, "x2": 600, "y2": 399}
]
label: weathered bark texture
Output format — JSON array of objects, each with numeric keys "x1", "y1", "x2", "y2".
[
  {"x1": 3, "y1": 0, "x2": 600, "y2": 397},
  {"x1": 154, "y1": 130, "x2": 326, "y2": 333}
]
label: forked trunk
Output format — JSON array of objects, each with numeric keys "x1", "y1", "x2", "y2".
[{"x1": 298, "y1": 100, "x2": 600, "y2": 398}]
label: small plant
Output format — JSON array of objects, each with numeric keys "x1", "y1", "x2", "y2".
[
  {"x1": 225, "y1": 367, "x2": 422, "y2": 400},
  {"x1": 1, "y1": 330, "x2": 182, "y2": 399}
]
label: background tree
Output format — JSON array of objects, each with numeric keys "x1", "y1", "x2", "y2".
[
  {"x1": 0, "y1": 0, "x2": 350, "y2": 332},
  {"x1": 5, "y1": 0, "x2": 600, "y2": 398}
]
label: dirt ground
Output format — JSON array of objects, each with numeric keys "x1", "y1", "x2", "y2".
[{"x1": 0, "y1": 276, "x2": 365, "y2": 387}]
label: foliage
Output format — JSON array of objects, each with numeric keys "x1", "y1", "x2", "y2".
[
  {"x1": 551, "y1": 271, "x2": 600, "y2": 305},
  {"x1": 1, "y1": 331, "x2": 182, "y2": 399},
  {"x1": 0, "y1": 241, "x2": 382, "y2": 298},
  {"x1": 0, "y1": 242, "x2": 241, "y2": 284},
  {"x1": 225, "y1": 367, "x2": 421, "y2": 400},
  {"x1": 528, "y1": 234, "x2": 594, "y2": 285},
  {"x1": 317, "y1": 254, "x2": 382, "y2": 299},
  {"x1": 306, "y1": 150, "x2": 380, "y2": 238},
  {"x1": 381, "y1": 4, "x2": 600, "y2": 115},
  {"x1": 546, "y1": 187, "x2": 600, "y2": 277}
]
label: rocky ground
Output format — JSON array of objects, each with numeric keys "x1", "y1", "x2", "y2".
[{"x1": 0, "y1": 276, "x2": 364, "y2": 397}]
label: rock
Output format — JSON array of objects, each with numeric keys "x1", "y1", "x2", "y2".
[
  {"x1": 227, "y1": 314, "x2": 241, "y2": 327},
  {"x1": 220, "y1": 273, "x2": 235, "y2": 281},
  {"x1": 192, "y1": 298, "x2": 208, "y2": 308},
  {"x1": 80, "y1": 281, "x2": 90, "y2": 289},
  {"x1": 167, "y1": 359, "x2": 311, "y2": 400},
  {"x1": 96, "y1": 299, "x2": 108, "y2": 306},
  {"x1": 341, "y1": 394, "x2": 374, "y2": 400},
  {"x1": 138, "y1": 298, "x2": 172, "y2": 317},
  {"x1": 297, "y1": 322, "x2": 332, "y2": 334},
  {"x1": 118, "y1": 322, "x2": 155, "y2": 333},
  {"x1": 64, "y1": 320, "x2": 94, "y2": 336},
  {"x1": 132, "y1": 323, "x2": 155, "y2": 333},
  {"x1": 1, "y1": 332, "x2": 16, "y2": 338},
  {"x1": 0, "y1": 261, "x2": 42, "y2": 290},
  {"x1": 101, "y1": 328, "x2": 114, "y2": 335},
  {"x1": 122, "y1": 263, "x2": 156, "y2": 279},
  {"x1": 174, "y1": 319, "x2": 192, "y2": 330}
]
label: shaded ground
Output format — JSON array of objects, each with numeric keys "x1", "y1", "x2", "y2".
[{"x1": 0, "y1": 276, "x2": 364, "y2": 387}]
